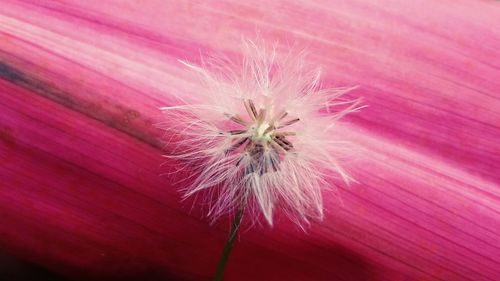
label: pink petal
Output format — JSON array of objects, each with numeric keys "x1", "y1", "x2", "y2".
[{"x1": 1, "y1": 1, "x2": 499, "y2": 280}]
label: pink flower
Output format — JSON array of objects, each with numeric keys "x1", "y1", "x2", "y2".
[{"x1": 0, "y1": 1, "x2": 499, "y2": 281}]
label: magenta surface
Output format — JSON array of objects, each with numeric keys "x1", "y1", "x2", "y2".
[{"x1": 1, "y1": 1, "x2": 500, "y2": 280}]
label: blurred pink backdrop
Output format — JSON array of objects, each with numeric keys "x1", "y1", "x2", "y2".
[{"x1": 1, "y1": 1, "x2": 499, "y2": 280}]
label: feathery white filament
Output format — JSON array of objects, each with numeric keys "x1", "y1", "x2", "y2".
[{"x1": 160, "y1": 40, "x2": 362, "y2": 227}]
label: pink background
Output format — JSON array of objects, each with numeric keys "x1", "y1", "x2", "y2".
[{"x1": 1, "y1": 1, "x2": 500, "y2": 280}]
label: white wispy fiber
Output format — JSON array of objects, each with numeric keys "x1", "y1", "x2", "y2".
[{"x1": 160, "y1": 40, "x2": 363, "y2": 227}]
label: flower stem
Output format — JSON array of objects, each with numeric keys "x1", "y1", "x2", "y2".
[{"x1": 213, "y1": 207, "x2": 245, "y2": 281}]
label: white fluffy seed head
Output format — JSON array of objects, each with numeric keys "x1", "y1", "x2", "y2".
[{"x1": 160, "y1": 40, "x2": 363, "y2": 227}]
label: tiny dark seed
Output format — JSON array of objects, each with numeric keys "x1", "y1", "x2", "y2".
[
  {"x1": 274, "y1": 137, "x2": 292, "y2": 151},
  {"x1": 226, "y1": 137, "x2": 248, "y2": 154},
  {"x1": 278, "y1": 111, "x2": 288, "y2": 121},
  {"x1": 248, "y1": 100, "x2": 258, "y2": 118},
  {"x1": 235, "y1": 155, "x2": 244, "y2": 167},
  {"x1": 270, "y1": 157, "x2": 278, "y2": 171},
  {"x1": 229, "y1": 130, "x2": 247, "y2": 135},
  {"x1": 281, "y1": 118, "x2": 300, "y2": 127},
  {"x1": 229, "y1": 115, "x2": 247, "y2": 126}
]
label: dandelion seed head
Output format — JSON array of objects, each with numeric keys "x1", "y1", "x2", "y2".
[{"x1": 160, "y1": 40, "x2": 362, "y2": 227}]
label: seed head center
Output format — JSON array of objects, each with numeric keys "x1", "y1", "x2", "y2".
[
  {"x1": 225, "y1": 99, "x2": 299, "y2": 157},
  {"x1": 250, "y1": 122, "x2": 273, "y2": 144}
]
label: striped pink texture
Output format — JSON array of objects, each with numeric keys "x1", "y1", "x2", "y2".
[{"x1": 1, "y1": 0, "x2": 499, "y2": 280}]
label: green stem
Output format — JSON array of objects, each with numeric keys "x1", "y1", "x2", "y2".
[{"x1": 213, "y1": 207, "x2": 245, "y2": 281}]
